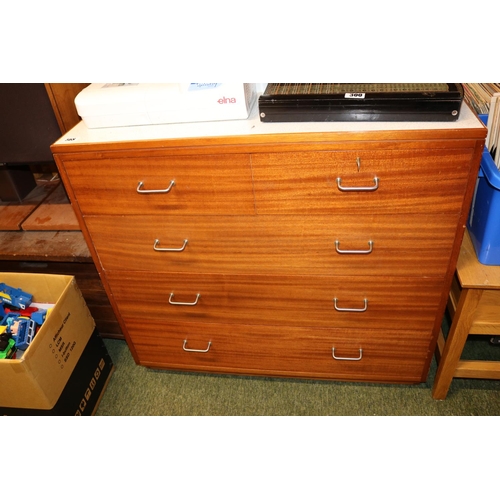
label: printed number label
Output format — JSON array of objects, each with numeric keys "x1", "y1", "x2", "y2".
[{"x1": 345, "y1": 93, "x2": 366, "y2": 99}]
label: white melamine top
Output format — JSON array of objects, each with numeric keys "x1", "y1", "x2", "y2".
[{"x1": 54, "y1": 98, "x2": 485, "y2": 147}]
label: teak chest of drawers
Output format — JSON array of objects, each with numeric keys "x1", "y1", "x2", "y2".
[{"x1": 52, "y1": 103, "x2": 486, "y2": 384}]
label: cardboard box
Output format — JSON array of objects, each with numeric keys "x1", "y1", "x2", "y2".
[
  {"x1": 0, "y1": 273, "x2": 97, "y2": 410},
  {"x1": 1, "y1": 328, "x2": 114, "y2": 415}
]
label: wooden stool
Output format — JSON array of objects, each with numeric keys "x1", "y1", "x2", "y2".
[
  {"x1": 432, "y1": 230, "x2": 500, "y2": 399},
  {"x1": 0, "y1": 180, "x2": 122, "y2": 339}
]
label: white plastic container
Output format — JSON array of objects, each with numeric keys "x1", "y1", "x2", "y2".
[{"x1": 74, "y1": 83, "x2": 257, "y2": 128}]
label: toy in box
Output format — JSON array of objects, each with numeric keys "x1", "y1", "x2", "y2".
[{"x1": 0, "y1": 283, "x2": 50, "y2": 357}]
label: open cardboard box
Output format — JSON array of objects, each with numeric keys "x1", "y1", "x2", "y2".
[{"x1": 0, "y1": 273, "x2": 114, "y2": 415}]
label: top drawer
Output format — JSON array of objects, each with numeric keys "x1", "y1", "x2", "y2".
[
  {"x1": 59, "y1": 153, "x2": 255, "y2": 215},
  {"x1": 251, "y1": 149, "x2": 474, "y2": 214}
]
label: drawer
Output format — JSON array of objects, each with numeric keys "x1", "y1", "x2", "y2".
[
  {"x1": 106, "y1": 271, "x2": 444, "y2": 330},
  {"x1": 251, "y1": 149, "x2": 473, "y2": 214},
  {"x1": 60, "y1": 153, "x2": 255, "y2": 215},
  {"x1": 86, "y1": 213, "x2": 458, "y2": 277},
  {"x1": 125, "y1": 320, "x2": 431, "y2": 383}
]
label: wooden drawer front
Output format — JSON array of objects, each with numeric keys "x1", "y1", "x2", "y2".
[
  {"x1": 251, "y1": 149, "x2": 473, "y2": 214},
  {"x1": 61, "y1": 154, "x2": 254, "y2": 215},
  {"x1": 87, "y1": 213, "x2": 457, "y2": 277},
  {"x1": 107, "y1": 272, "x2": 443, "y2": 330},
  {"x1": 126, "y1": 320, "x2": 430, "y2": 383}
]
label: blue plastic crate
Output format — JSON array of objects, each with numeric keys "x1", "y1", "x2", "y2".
[{"x1": 467, "y1": 148, "x2": 500, "y2": 265}]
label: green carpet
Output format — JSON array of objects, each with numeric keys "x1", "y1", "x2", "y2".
[{"x1": 95, "y1": 333, "x2": 500, "y2": 416}]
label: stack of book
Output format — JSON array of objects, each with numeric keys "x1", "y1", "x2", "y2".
[
  {"x1": 486, "y1": 93, "x2": 500, "y2": 167},
  {"x1": 463, "y1": 83, "x2": 500, "y2": 168}
]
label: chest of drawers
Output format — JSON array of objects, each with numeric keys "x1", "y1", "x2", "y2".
[{"x1": 52, "y1": 104, "x2": 486, "y2": 384}]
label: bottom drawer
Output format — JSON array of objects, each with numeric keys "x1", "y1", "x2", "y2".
[{"x1": 127, "y1": 319, "x2": 432, "y2": 383}]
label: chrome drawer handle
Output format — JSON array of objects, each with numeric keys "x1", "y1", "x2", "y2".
[
  {"x1": 153, "y1": 239, "x2": 188, "y2": 252},
  {"x1": 183, "y1": 340, "x2": 211, "y2": 353},
  {"x1": 335, "y1": 240, "x2": 373, "y2": 254},
  {"x1": 137, "y1": 180, "x2": 175, "y2": 194},
  {"x1": 336, "y1": 177, "x2": 379, "y2": 192},
  {"x1": 169, "y1": 293, "x2": 200, "y2": 306},
  {"x1": 333, "y1": 298, "x2": 368, "y2": 312},
  {"x1": 332, "y1": 348, "x2": 363, "y2": 361}
]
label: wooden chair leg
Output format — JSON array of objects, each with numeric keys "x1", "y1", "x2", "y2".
[{"x1": 432, "y1": 288, "x2": 483, "y2": 399}]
